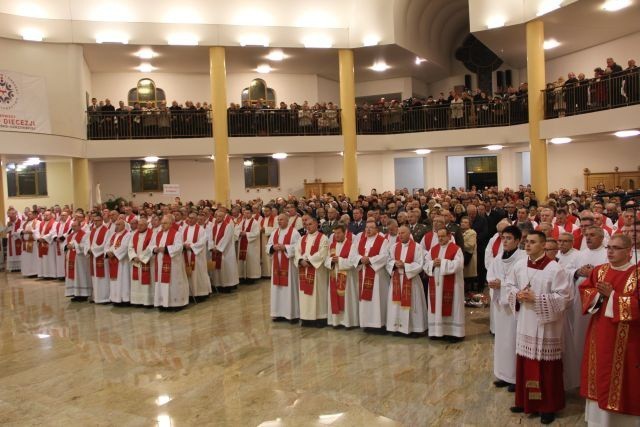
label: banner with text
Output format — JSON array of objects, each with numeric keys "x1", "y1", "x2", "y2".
[{"x1": 0, "y1": 70, "x2": 51, "y2": 134}]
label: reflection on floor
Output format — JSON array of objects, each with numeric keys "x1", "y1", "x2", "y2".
[{"x1": 0, "y1": 273, "x2": 585, "y2": 426}]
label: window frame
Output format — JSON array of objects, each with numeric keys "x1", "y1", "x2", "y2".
[
  {"x1": 243, "y1": 157, "x2": 279, "y2": 188},
  {"x1": 7, "y1": 163, "x2": 48, "y2": 198},
  {"x1": 130, "y1": 159, "x2": 170, "y2": 193}
]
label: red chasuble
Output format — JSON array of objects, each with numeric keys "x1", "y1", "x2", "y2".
[
  {"x1": 155, "y1": 228, "x2": 178, "y2": 284},
  {"x1": 9, "y1": 218, "x2": 22, "y2": 256},
  {"x1": 211, "y1": 221, "x2": 229, "y2": 270},
  {"x1": 108, "y1": 231, "x2": 128, "y2": 280},
  {"x1": 66, "y1": 230, "x2": 86, "y2": 280},
  {"x1": 132, "y1": 230, "x2": 152, "y2": 285},
  {"x1": 271, "y1": 224, "x2": 296, "y2": 286},
  {"x1": 89, "y1": 225, "x2": 108, "y2": 278},
  {"x1": 428, "y1": 243, "x2": 460, "y2": 316},
  {"x1": 572, "y1": 229, "x2": 583, "y2": 249},
  {"x1": 491, "y1": 235, "x2": 502, "y2": 257},
  {"x1": 182, "y1": 224, "x2": 200, "y2": 271},
  {"x1": 358, "y1": 234, "x2": 385, "y2": 301},
  {"x1": 392, "y1": 240, "x2": 417, "y2": 308},
  {"x1": 579, "y1": 263, "x2": 640, "y2": 416},
  {"x1": 298, "y1": 232, "x2": 323, "y2": 296},
  {"x1": 37, "y1": 218, "x2": 55, "y2": 257},
  {"x1": 329, "y1": 234, "x2": 353, "y2": 314},
  {"x1": 238, "y1": 219, "x2": 255, "y2": 261}
]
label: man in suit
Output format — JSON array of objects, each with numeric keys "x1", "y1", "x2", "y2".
[
  {"x1": 320, "y1": 207, "x2": 339, "y2": 237},
  {"x1": 408, "y1": 210, "x2": 428, "y2": 244},
  {"x1": 467, "y1": 204, "x2": 489, "y2": 290},
  {"x1": 347, "y1": 208, "x2": 365, "y2": 236},
  {"x1": 443, "y1": 210, "x2": 464, "y2": 249}
]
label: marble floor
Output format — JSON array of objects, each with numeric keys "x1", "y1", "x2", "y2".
[{"x1": 0, "y1": 273, "x2": 586, "y2": 427}]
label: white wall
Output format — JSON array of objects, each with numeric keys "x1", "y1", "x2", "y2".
[
  {"x1": 317, "y1": 77, "x2": 340, "y2": 104},
  {"x1": 355, "y1": 77, "x2": 412, "y2": 100},
  {"x1": 447, "y1": 156, "x2": 467, "y2": 189},
  {"x1": 3, "y1": 160, "x2": 74, "y2": 212},
  {"x1": 394, "y1": 157, "x2": 423, "y2": 190},
  {"x1": 226, "y1": 73, "x2": 319, "y2": 106}
]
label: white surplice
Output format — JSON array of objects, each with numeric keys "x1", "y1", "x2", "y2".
[
  {"x1": 107, "y1": 230, "x2": 132, "y2": 303},
  {"x1": 294, "y1": 231, "x2": 329, "y2": 320},
  {"x1": 35, "y1": 219, "x2": 57, "y2": 279},
  {"x1": 153, "y1": 229, "x2": 189, "y2": 308},
  {"x1": 55, "y1": 219, "x2": 72, "y2": 278},
  {"x1": 354, "y1": 235, "x2": 390, "y2": 328},
  {"x1": 485, "y1": 232, "x2": 504, "y2": 334},
  {"x1": 183, "y1": 224, "x2": 212, "y2": 297},
  {"x1": 235, "y1": 218, "x2": 262, "y2": 280},
  {"x1": 557, "y1": 248, "x2": 580, "y2": 270},
  {"x1": 209, "y1": 221, "x2": 239, "y2": 288},
  {"x1": 266, "y1": 227, "x2": 301, "y2": 320},
  {"x1": 87, "y1": 225, "x2": 111, "y2": 304},
  {"x1": 261, "y1": 216, "x2": 277, "y2": 277},
  {"x1": 6, "y1": 218, "x2": 23, "y2": 271},
  {"x1": 324, "y1": 238, "x2": 359, "y2": 327},
  {"x1": 19, "y1": 219, "x2": 39, "y2": 277},
  {"x1": 386, "y1": 241, "x2": 427, "y2": 334},
  {"x1": 64, "y1": 231, "x2": 92, "y2": 297},
  {"x1": 423, "y1": 243, "x2": 466, "y2": 337},
  {"x1": 127, "y1": 229, "x2": 155, "y2": 306}
]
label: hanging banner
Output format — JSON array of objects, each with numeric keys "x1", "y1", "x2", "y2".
[{"x1": 0, "y1": 70, "x2": 51, "y2": 134}]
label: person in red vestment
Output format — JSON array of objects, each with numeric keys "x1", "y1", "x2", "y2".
[{"x1": 579, "y1": 234, "x2": 640, "y2": 426}]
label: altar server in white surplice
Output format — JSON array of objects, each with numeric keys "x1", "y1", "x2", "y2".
[
  {"x1": 324, "y1": 223, "x2": 359, "y2": 328},
  {"x1": 386, "y1": 225, "x2": 427, "y2": 335},
  {"x1": 55, "y1": 211, "x2": 73, "y2": 279},
  {"x1": 487, "y1": 225, "x2": 525, "y2": 390},
  {"x1": 235, "y1": 207, "x2": 262, "y2": 284},
  {"x1": 209, "y1": 210, "x2": 239, "y2": 292},
  {"x1": 294, "y1": 216, "x2": 329, "y2": 326},
  {"x1": 35, "y1": 210, "x2": 57, "y2": 279},
  {"x1": 106, "y1": 219, "x2": 131, "y2": 304},
  {"x1": 153, "y1": 214, "x2": 189, "y2": 308},
  {"x1": 64, "y1": 220, "x2": 92, "y2": 301},
  {"x1": 423, "y1": 228, "x2": 466, "y2": 340},
  {"x1": 267, "y1": 214, "x2": 301, "y2": 321},
  {"x1": 19, "y1": 211, "x2": 39, "y2": 277},
  {"x1": 260, "y1": 206, "x2": 278, "y2": 278},
  {"x1": 6, "y1": 208, "x2": 23, "y2": 272},
  {"x1": 182, "y1": 212, "x2": 212, "y2": 298},
  {"x1": 485, "y1": 219, "x2": 510, "y2": 334},
  {"x1": 354, "y1": 221, "x2": 390, "y2": 331},
  {"x1": 127, "y1": 218, "x2": 155, "y2": 306},
  {"x1": 87, "y1": 213, "x2": 111, "y2": 304}
]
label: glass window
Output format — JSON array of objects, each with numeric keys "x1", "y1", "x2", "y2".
[
  {"x1": 244, "y1": 157, "x2": 279, "y2": 188},
  {"x1": 127, "y1": 79, "x2": 166, "y2": 108},
  {"x1": 7, "y1": 163, "x2": 47, "y2": 197},
  {"x1": 130, "y1": 160, "x2": 170, "y2": 192},
  {"x1": 241, "y1": 78, "x2": 276, "y2": 106}
]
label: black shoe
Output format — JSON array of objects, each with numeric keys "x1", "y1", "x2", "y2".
[
  {"x1": 510, "y1": 406, "x2": 524, "y2": 413},
  {"x1": 493, "y1": 380, "x2": 510, "y2": 388},
  {"x1": 300, "y1": 320, "x2": 315, "y2": 327},
  {"x1": 507, "y1": 384, "x2": 516, "y2": 393},
  {"x1": 289, "y1": 318, "x2": 300, "y2": 325},
  {"x1": 314, "y1": 319, "x2": 327, "y2": 328},
  {"x1": 540, "y1": 413, "x2": 555, "y2": 424}
]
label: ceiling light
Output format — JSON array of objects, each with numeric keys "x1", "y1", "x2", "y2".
[
  {"x1": 96, "y1": 32, "x2": 129, "y2": 44},
  {"x1": 266, "y1": 50, "x2": 285, "y2": 61},
  {"x1": 272, "y1": 153, "x2": 288, "y2": 159},
  {"x1": 144, "y1": 156, "x2": 159, "y2": 163},
  {"x1": 16, "y1": 165, "x2": 25, "y2": 172},
  {"x1": 536, "y1": 0, "x2": 562, "y2": 16},
  {"x1": 543, "y1": 39, "x2": 560, "y2": 49},
  {"x1": 239, "y1": 34, "x2": 269, "y2": 47},
  {"x1": 256, "y1": 64, "x2": 272, "y2": 74},
  {"x1": 209, "y1": 155, "x2": 215, "y2": 160},
  {"x1": 21, "y1": 28, "x2": 43, "y2": 42},
  {"x1": 136, "y1": 63, "x2": 156, "y2": 73},
  {"x1": 486, "y1": 16, "x2": 506, "y2": 29},
  {"x1": 601, "y1": 0, "x2": 632, "y2": 11},
  {"x1": 167, "y1": 33, "x2": 198, "y2": 46},
  {"x1": 36, "y1": 333, "x2": 50, "y2": 339},
  {"x1": 362, "y1": 35, "x2": 380, "y2": 46},
  {"x1": 7, "y1": 163, "x2": 16, "y2": 170},
  {"x1": 549, "y1": 137, "x2": 571, "y2": 144},
  {"x1": 243, "y1": 160, "x2": 254, "y2": 166},
  {"x1": 485, "y1": 145, "x2": 503, "y2": 151},
  {"x1": 369, "y1": 61, "x2": 390, "y2": 72},
  {"x1": 614, "y1": 129, "x2": 640, "y2": 137},
  {"x1": 415, "y1": 149, "x2": 431, "y2": 155},
  {"x1": 415, "y1": 57, "x2": 427, "y2": 65},
  {"x1": 135, "y1": 48, "x2": 156, "y2": 59},
  {"x1": 25, "y1": 157, "x2": 41, "y2": 165},
  {"x1": 302, "y1": 35, "x2": 333, "y2": 48},
  {"x1": 155, "y1": 395, "x2": 172, "y2": 406}
]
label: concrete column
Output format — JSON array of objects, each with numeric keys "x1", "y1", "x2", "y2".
[
  {"x1": 209, "y1": 47, "x2": 231, "y2": 206},
  {"x1": 339, "y1": 49, "x2": 358, "y2": 199}
]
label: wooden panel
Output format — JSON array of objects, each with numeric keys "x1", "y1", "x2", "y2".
[
  {"x1": 323, "y1": 183, "x2": 343, "y2": 195},
  {"x1": 618, "y1": 172, "x2": 640, "y2": 190},
  {"x1": 303, "y1": 181, "x2": 343, "y2": 198}
]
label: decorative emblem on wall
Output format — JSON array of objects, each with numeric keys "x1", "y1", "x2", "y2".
[{"x1": 0, "y1": 73, "x2": 18, "y2": 109}]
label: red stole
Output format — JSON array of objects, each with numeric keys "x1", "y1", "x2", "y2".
[
  {"x1": 89, "y1": 225, "x2": 108, "y2": 277},
  {"x1": 428, "y1": 243, "x2": 459, "y2": 316},
  {"x1": 182, "y1": 224, "x2": 200, "y2": 271},
  {"x1": 492, "y1": 235, "x2": 502, "y2": 257},
  {"x1": 261, "y1": 215, "x2": 276, "y2": 228},
  {"x1": 126, "y1": 214, "x2": 136, "y2": 223},
  {"x1": 211, "y1": 220, "x2": 229, "y2": 270},
  {"x1": 37, "y1": 218, "x2": 55, "y2": 257},
  {"x1": 66, "y1": 230, "x2": 85, "y2": 280},
  {"x1": 155, "y1": 227, "x2": 178, "y2": 284},
  {"x1": 271, "y1": 224, "x2": 296, "y2": 286},
  {"x1": 422, "y1": 231, "x2": 434, "y2": 250},
  {"x1": 9, "y1": 218, "x2": 22, "y2": 256},
  {"x1": 238, "y1": 219, "x2": 255, "y2": 261},
  {"x1": 55, "y1": 220, "x2": 71, "y2": 256},
  {"x1": 298, "y1": 232, "x2": 323, "y2": 295},
  {"x1": 329, "y1": 234, "x2": 353, "y2": 314},
  {"x1": 392, "y1": 240, "x2": 417, "y2": 308},
  {"x1": 132, "y1": 230, "x2": 152, "y2": 285},
  {"x1": 573, "y1": 229, "x2": 583, "y2": 249},
  {"x1": 108, "y1": 231, "x2": 127, "y2": 280},
  {"x1": 358, "y1": 234, "x2": 385, "y2": 301}
]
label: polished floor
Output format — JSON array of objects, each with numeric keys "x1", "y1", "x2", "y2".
[{"x1": 0, "y1": 272, "x2": 586, "y2": 427}]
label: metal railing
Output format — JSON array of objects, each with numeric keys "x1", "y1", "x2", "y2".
[
  {"x1": 543, "y1": 70, "x2": 640, "y2": 119},
  {"x1": 228, "y1": 109, "x2": 342, "y2": 137},
  {"x1": 86, "y1": 109, "x2": 212, "y2": 139}
]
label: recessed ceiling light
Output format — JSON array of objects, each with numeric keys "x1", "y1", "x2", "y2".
[
  {"x1": 21, "y1": 28, "x2": 43, "y2": 42},
  {"x1": 614, "y1": 129, "x2": 640, "y2": 137},
  {"x1": 543, "y1": 39, "x2": 560, "y2": 49},
  {"x1": 369, "y1": 61, "x2": 390, "y2": 72},
  {"x1": 485, "y1": 145, "x2": 503, "y2": 151},
  {"x1": 6, "y1": 163, "x2": 16, "y2": 170},
  {"x1": 243, "y1": 160, "x2": 254, "y2": 166},
  {"x1": 536, "y1": 0, "x2": 562, "y2": 16},
  {"x1": 486, "y1": 16, "x2": 506, "y2": 29},
  {"x1": 144, "y1": 156, "x2": 159, "y2": 163},
  {"x1": 415, "y1": 149, "x2": 431, "y2": 155},
  {"x1": 266, "y1": 50, "x2": 285, "y2": 61},
  {"x1": 25, "y1": 157, "x2": 41, "y2": 165},
  {"x1": 167, "y1": 33, "x2": 198, "y2": 46},
  {"x1": 135, "y1": 48, "x2": 156, "y2": 59},
  {"x1": 96, "y1": 32, "x2": 129, "y2": 44},
  {"x1": 415, "y1": 57, "x2": 427, "y2": 65},
  {"x1": 136, "y1": 63, "x2": 156, "y2": 73},
  {"x1": 272, "y1": 152, "x2": 288, "y2": 159},
  {"x1": 256, "y1": 64, "x2": 272, "y2": 74},
  {"x1": 302, "y1": 34, "x2": 333, "y2": 48},
  {"x1": 362, "y1": 35, "x2": 380, "y2": 46},
  {"x1": 601, "y1": 0, "x2": 632, "y2": 11},
  {"x1": 549, "y1": 137, "x2": 571, "y2": 144},
  {"x1": 36, "y1": 333, "x2": 50, "y2": 339},
  {"x1": 239, "y1": 34, "x2": 269, "y2": 47},
  {"x1": 209, "y1": 155, "x2": 215, "y2": 160}
]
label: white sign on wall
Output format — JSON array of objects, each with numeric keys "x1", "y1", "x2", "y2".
[
  {"x1": 0, "y1": 70, "x2": 51, "y2": 134},
  {"x1": 163, "y1": 184, "x2": 180, "y2": 195}
]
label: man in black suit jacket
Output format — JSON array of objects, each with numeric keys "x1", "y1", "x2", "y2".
[
  {"x1": 467, "y1": 204, "x2": 489, "y2": 289},
  {"x1": 348, "y1": 208, "x2": 365, "y2": 235},
  {"x1": 320, "y1": 207, "x2": 339, "y2": 237},
  {"x1": 407, "y1": 210, "x2": 428, "y2": 244}
]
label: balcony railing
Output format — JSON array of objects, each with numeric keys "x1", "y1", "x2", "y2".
[
  {"x1": 543, "y1": 70, "x2": 640, "y2": 119},
  {"x1": 228, "y1": 109, "x2": 342, "y2": 137}
]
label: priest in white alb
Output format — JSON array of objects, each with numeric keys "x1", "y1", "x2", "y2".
[
  {"x1": 55, "y1": 210, "x2": 73, "y2": 280},
  {"x1": 267, "y1": 214, "x2": 301, "y2": 322},
  {"x1": 128, "y1": 217, "x2": 155, "y2": 306},
  {"x1": 485, "y1": 219, "x2": 510, "y2": 334},
  {"x1": 235, "y1": 207, "x2": 261, "y2": 284},
  {"x1": 87, "y1": 213, "x2": 111, "y2": 304},
  {"x1": 182, "y1": 212, "x2": 211, "y2": 299},
  {"x1": 64, "y1": 220, "x2": 91, "y2": 301},
  {"x1": 423, "y1": 228, "x2": 465, "y2": 341},
  {"x1": 210, "y1": 209, "x2": 239, "y2": 293},
  {"x1": 19, "y1": 211, "x2": 39, "y2": 277},
  {"x1": 6, "y1": 208, "x2": 22, "y2": 272},
  {"x1": 106, "y1": 219, "x2": 131, "y2": 304},
  {"x1": 294, "y1": 216, "x2": 329, "y2": 327},
  {"x1": 35, "y1": 210, "x2": 58, "y2": 279},
  {"x1": 324, "y1": 223, "x2": 359, "y2": 328},
  {"x1": 260, "y1": 205, "x2": 278, "y2": 278},
  {"x1": 386, "y1": 225, "x2": 427, "y2": 336},
  {"x1": 153, "y1": 214, "x2": 189, "y2": 309}
]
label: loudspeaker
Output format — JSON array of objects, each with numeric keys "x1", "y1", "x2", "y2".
[
  {"x1": 464, "y1": 74, "x2": 472, "y2": 90},
  {"x1": 496, "y1": 71, "x2": 504, "y2": 91},
  {"x1": 505, "y1": 69, "x2": 512, "y2": 87}
]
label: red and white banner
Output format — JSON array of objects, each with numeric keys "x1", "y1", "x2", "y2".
[{"x1": 0, "y1": 70, "x2": 51, "y2": 134}]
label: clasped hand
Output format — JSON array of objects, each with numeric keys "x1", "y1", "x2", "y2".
[{"x1": 517, "y1": 287, "x2": 536, "y2": 303}]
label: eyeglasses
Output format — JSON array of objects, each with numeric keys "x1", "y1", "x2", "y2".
[{"x1": 605, "y1": 246, "x2": 630, "y2": 251}]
